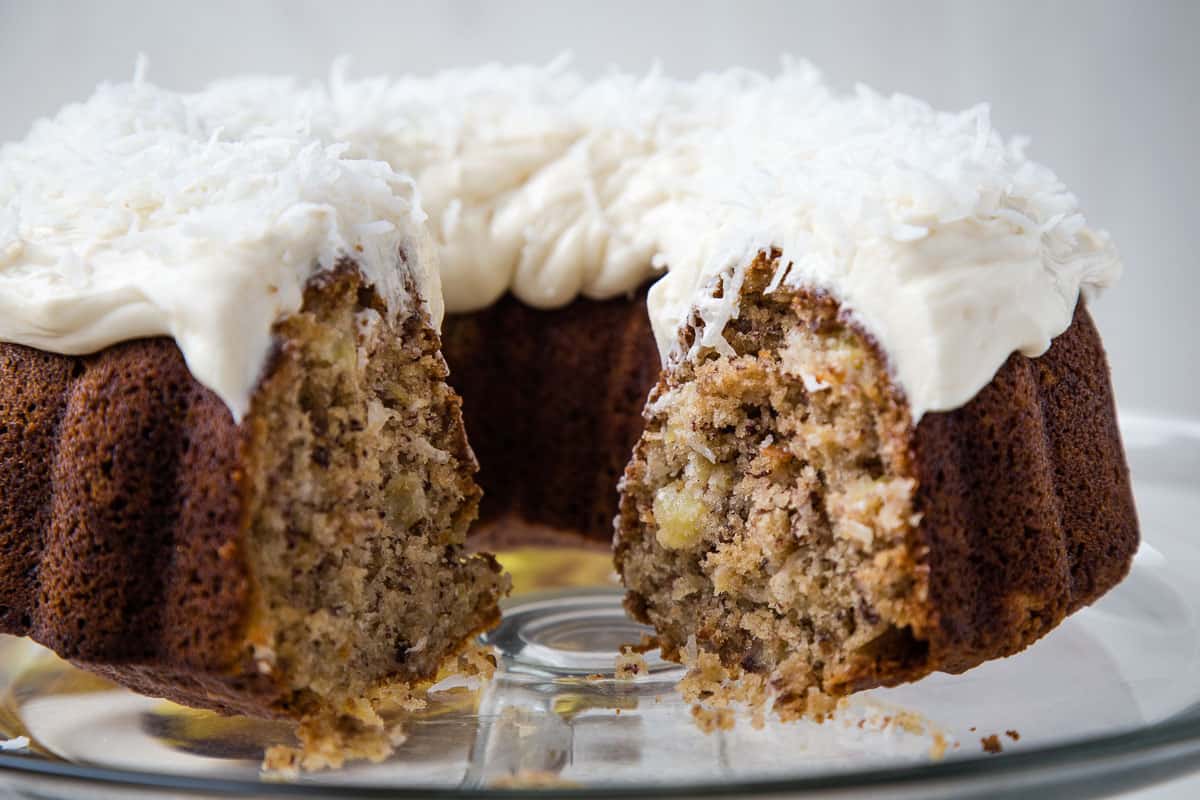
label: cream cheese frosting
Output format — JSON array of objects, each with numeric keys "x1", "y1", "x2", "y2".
[
  {"x1": 0, "y1": 60, "x2": 1121, "y2": 422},
  {"x1": 0, "y1": 71, "x2": 440, "y2": 421}
]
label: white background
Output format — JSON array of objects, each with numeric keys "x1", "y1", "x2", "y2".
[{"x1": 1, "y1": 2, "x2": 1197, "y2": 797}]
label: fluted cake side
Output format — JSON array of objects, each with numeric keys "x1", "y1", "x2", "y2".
[
  {"x1": 912, "y1": 299, "x2": 1139, "y2": 677},
  {"x1": 0, "y1": 335, "x2": 276, "y2": 716},
  {"x1": 441, "y1": 288, "x2": 661, "y2": 549}
]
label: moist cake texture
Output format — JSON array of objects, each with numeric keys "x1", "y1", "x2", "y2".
[{"x1": 616, "y1": 256, "x2": 1137, "y2": 704}]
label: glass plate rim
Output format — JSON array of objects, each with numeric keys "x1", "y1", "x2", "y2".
[
  {"x1": 0, "y1": 411, "x2": 1195, "y2": 798},
  {"x1": 2, "y1": 712, "x2": 1200, "y2": 799}
]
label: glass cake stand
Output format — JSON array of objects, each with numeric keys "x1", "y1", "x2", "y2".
[{"x1": 0, "y1": 414, "x2": 1198, "y2": 799}]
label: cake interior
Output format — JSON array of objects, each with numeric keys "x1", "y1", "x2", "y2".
[
  {"x1": 239, "y1": 268, "x2": 507, "y2": 758},
  {"x1": 618, "y1": 261, "x2": 932, "y2": 709}
]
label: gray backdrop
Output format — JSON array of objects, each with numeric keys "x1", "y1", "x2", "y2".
[{"x1": 2, "y1": 0, "x2": 1196, "y2": 419}]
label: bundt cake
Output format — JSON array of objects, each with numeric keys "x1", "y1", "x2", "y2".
[
  {"x1": 0, "y1": 58, "x2": 1137, "y2": 758},
  {"x1": 0, "y1": 79, "x2": 508, "y2": 767}
]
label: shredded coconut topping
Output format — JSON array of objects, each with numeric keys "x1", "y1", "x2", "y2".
[
  {"x1": 0, "y1": 58, "x2": 1120, "y2": 420},
  {"x1": 0, "y1": 69, "x2": 439, "y2": 420}
]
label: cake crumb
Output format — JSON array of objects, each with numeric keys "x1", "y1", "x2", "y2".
[
  {"x1": 262, "y1": 713, "x2": 406, "y2": 775},
  {"x1": 891, "y1": 710, "x2": 925, "y2": 735},
  {"x1": 262, "y1": 642, "x2": 497, "y2": 774},
  {"x1": 262, "y1": 746, "x2": 300, "y2": 779},
  {"x1": 775, "y1": 686, "x2": 838, "y2": 723},
  {"x1": 837, "y1": 699, "x2": 956, "y2": 762},
  {"x1": 622, "y1": 633, "x2": 660, "y2": 654},
  {"x1": 675, "y1": 641, "x2": 953, "y2": 751},
  {"x1": 490, "y1": 770, "x2": 580, "y2": 789},
  {"x1": 615, "y1": 647, "x2": 648, "y2": 679},
  {"x1": 677, "y1": 649, "x2": 774, "y2": 732},
  {"x1": 981, "y1": 734, "x2": 1003, "y2": 754},
  {"x1": 454, "y1": 641, "x2": 498, "y2": 680},
  {"x1": 929, "y1": 732, "x2": 949, "y2": 761},
  {"x1": 1006, "y1": 729, "x2": 1021, "y2": 741},
  {"x1": 691, "y1": 704, "x2": 736, "y2": 733}
]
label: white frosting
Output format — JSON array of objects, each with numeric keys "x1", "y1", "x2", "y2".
[
  {"x1": 0, "y1": 72, "x2": 440, "y2": 421},
  {"x1": 0, "y1": 60, "x2": 1121, "y2": 421}
]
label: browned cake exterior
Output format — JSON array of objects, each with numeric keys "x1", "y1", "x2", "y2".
[
  {"x1": 910, "y1": 301, "x2": 1139, "y2": 678},
  {"x1": 803, "y1": 298, "x2": 1140, "y2": 690},
  {"x1": 441, "y1": 288, "x2": 661, "y2": 549},
  {"x1": 0, "y1": 336, "x2": 291, "y2": 717}
]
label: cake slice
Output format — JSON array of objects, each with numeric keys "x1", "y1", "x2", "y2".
[
  {"x1": 0, "y1": 77, "x2": 507, "y2": 768},
  {"x1": 0, "y1": 265, "x2": 508, "y2": 768},
  {"x1": 615, "y1": 255, "x2": 1138, "y2": 713}
]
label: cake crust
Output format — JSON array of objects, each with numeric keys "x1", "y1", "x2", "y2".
[
  {"x1": 0, "y1": 336, "x2": 279, "y2": 716},
  {"x1": 441, "y1": 287, "x2": 660, "y2": 548},
  {"x1": 911, "y1": 300, "x2": 1139, "y2": 679}
]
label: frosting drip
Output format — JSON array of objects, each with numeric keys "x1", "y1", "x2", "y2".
[
  {"x1": 0, "y1": 74, "x2": 440, "y2": 421},
  {"x1": 0, "y1": 60, "x2": 1121, "y2": 421}
]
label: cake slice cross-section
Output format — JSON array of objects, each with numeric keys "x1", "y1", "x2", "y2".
[
  {"x1": 616, "y1": 255, "x2": 1138, "y2": 711},
  {"x1": 0, "y1": 77, "x2": 508, "y2": 767}
]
